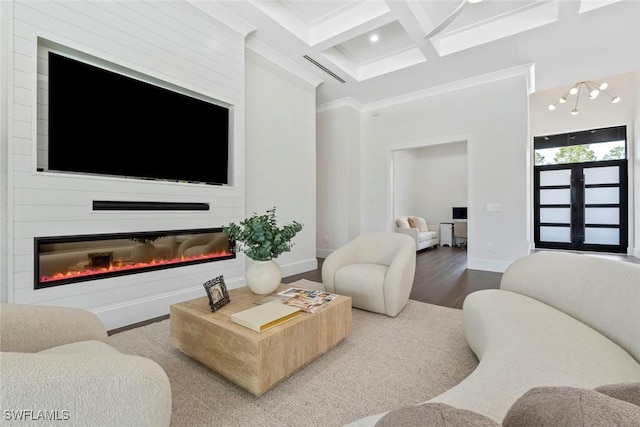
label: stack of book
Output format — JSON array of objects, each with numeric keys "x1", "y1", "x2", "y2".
[{"x1": 231, "y1": 302, "x2": 300, "y2": 332}]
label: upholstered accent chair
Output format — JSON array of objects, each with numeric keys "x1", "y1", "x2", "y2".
[
  {"x1": 321, "y1": 232, "x2": 417, "y2": 317},
  {"x1": 0, "y1": 303, "x2": 172, "y2": 426}
]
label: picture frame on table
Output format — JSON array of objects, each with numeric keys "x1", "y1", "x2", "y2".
[{"x1": 203, "y1": 275, "x2": 230, "y2": 312}]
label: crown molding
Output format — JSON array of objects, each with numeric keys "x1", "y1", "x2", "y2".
[
  {"x1": 362, "y1": 63, "x2": 535, "y2": 112},
  {"x1": 317, "y1": 63, "x2": 535, "y2": 113},
  {"x1": 245, "y1": 38, "x2": 324, "y2": 88},
  {"x1": 316, "y1": 97, "x2": 362, "y2": 113},
  {"x1": 187, "y1": 0, "x2": 256, "y2": 37}
]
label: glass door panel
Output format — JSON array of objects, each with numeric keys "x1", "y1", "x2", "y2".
[
  {"x1": 584, "y1": 188, "x2": 619, "y2": 204},
  {"x1": 540, "y1": 169, "x2": 571, "y2": 186},
  {"x1": 540, "y1": 226, "x2": 571, "y2": 243},
  {"x1": 540, "y1": 208, "x2": 571, "y2": 223},
  {"x1": 584, "y1": 228, "x2": 620, "y2": 245},
  {"x1": 535, "y1": 165, "x2": 573, "y2": 249},
  {"x1": 584, "y1": 166, "x2": 619, "y2": 185},
  {"x1": 534, "y1": 160, "x2": 627, "y2": 253},
  {"x1": 539, "y1": 189, "x2": 571, "y2": 204},
  {"x1": 584, "y1": 208, "x2": 619, "y2": 224}
]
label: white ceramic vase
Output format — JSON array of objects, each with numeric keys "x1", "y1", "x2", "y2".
[{"x1": 246, "y1": 259, "x2": 281, "y2": 295}]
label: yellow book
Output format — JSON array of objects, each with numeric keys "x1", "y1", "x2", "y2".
[{"x1": 231, "y1": 301, "x2": 300, "y2": 332}]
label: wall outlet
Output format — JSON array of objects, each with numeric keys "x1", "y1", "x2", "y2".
[{"x1": 323, "y1": 235, "x2": 329, "y2": 243}]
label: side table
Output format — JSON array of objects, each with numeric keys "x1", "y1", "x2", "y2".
[{"x1": 440, "y1": 222, "x2": 453, "y2": 247}]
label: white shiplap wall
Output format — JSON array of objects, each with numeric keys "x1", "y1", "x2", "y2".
[{"x1": 7, "y1": 0, "x2": 247, "y2": 329}]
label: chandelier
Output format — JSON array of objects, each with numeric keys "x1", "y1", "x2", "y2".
[{"x1": 547, "y1": 80, "x2": 621, "y2": 115}]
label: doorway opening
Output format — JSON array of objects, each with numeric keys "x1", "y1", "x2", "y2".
[{"x1": 390, "y1": 140, "x2": 469, "y2": 252}]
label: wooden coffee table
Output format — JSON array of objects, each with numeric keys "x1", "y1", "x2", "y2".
[{"x1": 169, "y1": 284, "x2": 352, "y2": 396}]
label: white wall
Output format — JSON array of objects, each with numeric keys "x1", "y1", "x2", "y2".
[
  {"x1": 244, "y1": 49, "x2": 317, "y2": 275},
  {"x1": 635, "y1": 72, "x2": 640, "y2": 257},
  {"x1": 316, "y1": 105, "x2": 361, "y2": 257},
  {"x1": 2, "y1": 0, "x2": 247, "y2": 329},
  {"x1": 0, "y1": 1, "x2": 10, "y2": 303},
  {"x1": 319, "y1": 75, "x2": 531, "y2": 272},
  {"x1": 529, "y1": 70, "x2": 639, "y2": 256},
  {"x1": 392, "y1": 148, "x2": 419, "y2": 218}
]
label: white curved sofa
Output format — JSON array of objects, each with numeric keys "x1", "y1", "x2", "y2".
[
  {"x1": 346, "y1": 251, "x2": 640, "y2": 425},
  {"x1": 0, "y1": 303, "x2": 172, "y2": 426},
  {"x1": 394, "y1": 216, "x2": 439, "y2": 251}
]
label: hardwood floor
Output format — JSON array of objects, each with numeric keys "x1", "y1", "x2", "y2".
[
  {"x1": 283, "y1": 246, "x2": 501, "y2": 310},
  {"x1": 409, "y1": 247, "x2": 501, "y2": 309}
]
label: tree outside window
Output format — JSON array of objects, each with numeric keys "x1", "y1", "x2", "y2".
[{"x1": 535, "y1": 140, "x2": 625, "y2": 166}]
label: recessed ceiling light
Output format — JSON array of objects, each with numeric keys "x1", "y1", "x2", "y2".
[{"x1": 370, "y1": 34, "x2": 379, "y2": 43}]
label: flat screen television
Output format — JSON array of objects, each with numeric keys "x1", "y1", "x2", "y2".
[
  {"x1": 46, "y1": 52, "x2": 230, "y2": 185},
  {"x1": 452, "y1": 207, "x2": 467, "y2": 220}
]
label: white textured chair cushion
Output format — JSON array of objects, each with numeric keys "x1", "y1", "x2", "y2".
[
  {"x1": 0, "y1": 303, "x2": 108, "y2": 352},
  {"x1": 418, "y1": 231, "x2": 438, "y2": 242},
  {"x1": 396, "y1": 217, "x2": 410, "y2": 228},
  {"x1": 2, "y1": 351, "x2": 172, "y2": 427},
  {"x1": 335, "y1": 264, "x2": 387, "y2": 314},
  {"x1": 40, "y1": 340, "x2": 122, "y2": 355},
  {"x1": 500, "y1": 251, "x2": 640, "y2": 363},
  {"x1": 417, "y1": 217, "x2": 429, "y2": 232},
  {"x1": 322, "y1": 232, "x2": 416, "y2": 317},
  {"x1": 428, "y1": 289, "x2": 640, "y2": 422},
  {"x1": 0, "y1": 303, "x2": 172, "y2": 427}
]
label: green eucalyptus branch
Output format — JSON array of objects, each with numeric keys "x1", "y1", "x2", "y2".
[{"x1": 223, "y1": 207, "x2": 303, "y2": 261}]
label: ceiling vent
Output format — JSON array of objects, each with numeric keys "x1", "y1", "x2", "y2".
[{"x1": 303, "y1": 55, "x2": 346, "y2": 83}]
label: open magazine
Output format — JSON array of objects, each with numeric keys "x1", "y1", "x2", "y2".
[
  {"x1": 254, "y1": 287, "x2": 338, "y2": 313},
  {"x1": 278, "y1": 287, "x2": 338, "y2": 313}
]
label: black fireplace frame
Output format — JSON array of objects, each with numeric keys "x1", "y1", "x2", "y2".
[{"x1": 34, "y1": 228, "x2": 234, "y2": 289}]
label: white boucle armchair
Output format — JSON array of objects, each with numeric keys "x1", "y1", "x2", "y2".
[
  {"x1": 0, "y1": 303, "x2": 172, "y2": 426},
  {"x1": 322, "y1": 232, "x2": 416, "y2": 317}
]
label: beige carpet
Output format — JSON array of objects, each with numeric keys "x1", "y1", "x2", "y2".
[{"x1": 109, "y1": 300, "x2": 478, "y2": 427}]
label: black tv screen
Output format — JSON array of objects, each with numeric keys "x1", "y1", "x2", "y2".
[
  {"x1": 452, "y1": 207, "x2": 467, "y2": 220},
  {"x1": 47, "y1": 52, "x2": 230, "y2": 185}
]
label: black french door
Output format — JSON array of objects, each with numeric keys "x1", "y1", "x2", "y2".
[{"x1": 534, "y1": 160, "x2": 627, "y2": 253}]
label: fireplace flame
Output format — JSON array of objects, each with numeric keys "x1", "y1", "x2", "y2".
[{"x1": 40, "y1": 250, "x2": 232, "y2": 283}]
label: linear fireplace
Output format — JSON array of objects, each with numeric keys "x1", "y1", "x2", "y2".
[{"x1": 35, "y1": 228, "x2": 234, "y2": 289}]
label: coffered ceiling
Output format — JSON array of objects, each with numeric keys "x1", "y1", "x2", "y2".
[{"x1": 211, "y1": 0, "x2": 640, "y2": 107}]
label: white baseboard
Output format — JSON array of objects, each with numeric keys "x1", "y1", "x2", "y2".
[
  {"x1": 316, "y1": 248, "x2": 332, "y2": 259},
  {"x1": 280, "y1": 258, "x2": 318, "y2": 278},
  {"x1": 95, "y1": 258, "x2": 318, "y2": 331},
  {"x1": 467, "y1": 257, "x2": 510, "y2": 273},
  {"x1": 633, "y1": 247, "x2": 640, "y2": 258},
  {"x1": 94, "y1": 277, "x2": 245, "y2": 332}
]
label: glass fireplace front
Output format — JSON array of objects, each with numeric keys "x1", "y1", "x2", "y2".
[{"x1": 35, "y1": 228, "x2": 234, "y2": 289}]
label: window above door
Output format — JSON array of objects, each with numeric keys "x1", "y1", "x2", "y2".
[{"x1": 534, "y1": 125, "x2": 627, "y2": 166}]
